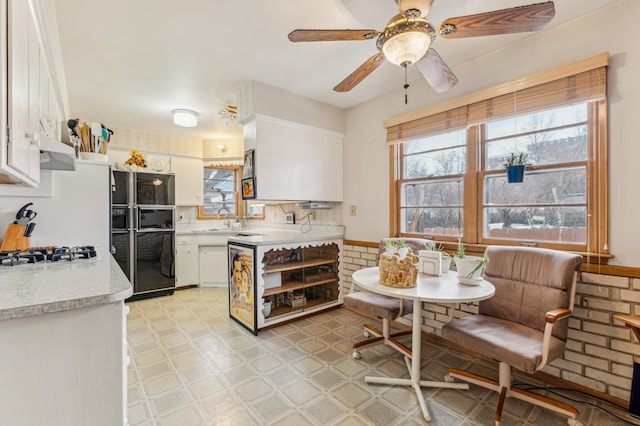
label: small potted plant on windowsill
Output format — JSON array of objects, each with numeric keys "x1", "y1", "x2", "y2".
[{"x1": 504, "y1": 152, "x2": 530, "y2": 183}]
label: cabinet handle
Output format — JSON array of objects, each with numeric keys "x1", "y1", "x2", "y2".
[{"x1": 26, "y1": 133, "x2": 40, "y2": 145}]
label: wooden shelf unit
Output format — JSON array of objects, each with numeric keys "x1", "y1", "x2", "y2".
[
  {"x1": 263, "y1": 258, "x2": 336, "y2": 274},
  {"x1": 261, "y1": 242, "x2": 340, "y2": 324}
]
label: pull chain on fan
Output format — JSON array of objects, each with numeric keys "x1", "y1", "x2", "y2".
[{"x1": 404, "y1": 65, "x2": 409, "y2": 105}]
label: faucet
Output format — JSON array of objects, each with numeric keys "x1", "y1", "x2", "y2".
[{"x1": 217, "y1": 205, "x2": 232, "y2": 229}]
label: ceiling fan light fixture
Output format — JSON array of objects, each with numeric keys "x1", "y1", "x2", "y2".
[
  {"x1": 377, "y1": 17, "x2": 435, "y2": 67},
  {"x1": 173, "y1": 109, "x2": 198, "y2": 127}
]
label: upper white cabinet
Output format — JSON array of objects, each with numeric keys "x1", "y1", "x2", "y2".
[
  {"x1": 243, "y1": 115, "x2": 343, "y2": 202},
  {"x1": 1, "y1": 0, "x2": 65, "y2": 186},
  {"x1": 171, "y1": 156, "x2": 204, "y2": 206},
  {"x1": 1, "y1": 0, "x2": 38, "y2": 185},
  {"x1": 1, "y1": 0, "x2": 62, "y2": 186}
]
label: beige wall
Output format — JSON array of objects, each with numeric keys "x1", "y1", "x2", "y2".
[{"x1": 342, "y1": 0, "x2": 640, "y2": 267}]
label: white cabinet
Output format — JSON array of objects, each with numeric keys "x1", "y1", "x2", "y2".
[
  {"x1": 1, "y1": 0, "x2": 41, "y2": 186},
  {"x1": 1, "y1": 0, "x2": 64, "y2": 186},
  {"x1": 243, "y1": 115, "x2": 343, "y2": 201},
  {"x1": 199, "y1": 245, "x2": 228, "y2": 287},
  {"x1": 171, "y1": 156, "x2": 203, "y2": 206},
  {"x1": 0, "y1": 301, "x2": 127, "y2": 425},
  {"x1": 39, "y1": 58, "x2": 61, "y2": 139},
  {"x1": 176, "y1": 235, "x2": 197, "y2": 287}
]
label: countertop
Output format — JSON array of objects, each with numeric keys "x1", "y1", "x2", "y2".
[
  {"x1": 0, "y1": 247, "x2": 133, "y2": 321},
  {"x1": 177, "y1": 224, "x2": 344, "y2": 246}
]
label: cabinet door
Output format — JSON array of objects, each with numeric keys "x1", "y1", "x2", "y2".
[
  {"x1": 6, "y1": 0, "x2": 39, "y2": 185},
  {"x1": 244, "y1": 117, "x2": 343, "y2": 201},
  {"x1": 171, "y1": 156, "x2": 204, "y2": 206},
  {"x1": 199, "y1": 246, "x2": 228, "y2": 287},
  {"x1": 176, "y1": 241, "x2": 197, "y2": 287},
  {"x1": 7, "y1": 0, "x2": 31, "y2": 177},
  {"x1": 27, "y1": 17, "x2": 40, "y2": 183}
]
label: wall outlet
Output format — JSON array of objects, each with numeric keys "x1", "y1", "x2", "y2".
[
  {"x1": 308, "y1": 212, "x2": 314, "y2": 221},
  {"x1": 285, "y1": 212, "x2": 295, "y2": 224},
  {"x1": 350, "y1": 205, "x2": 357, "y2": 216}
]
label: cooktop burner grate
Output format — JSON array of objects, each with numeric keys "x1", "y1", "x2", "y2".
[{"x1": 0, "y1": 246, "x2": 97, "y2": 266}]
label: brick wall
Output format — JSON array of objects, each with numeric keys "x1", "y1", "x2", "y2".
[{"x1": 342, "y1": 241, "x2": 640, "y2": 403}]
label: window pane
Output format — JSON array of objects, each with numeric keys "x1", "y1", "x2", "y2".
[
  {"x1": 404, "y1": 130, "x2": 466, "y2": 178},
  {"x1": 402, "y1": 207, "x2": 463, "y2": 236},
  {"x1": 485, "y1": 168, "x2": 586, "y2": 206},
  {"x1": 202, "y1": 167, "x2": 239, "y2": 218},
  {"x1": 405, "y1": 129, "x2": 466, "y2": 154},
  {"x1": 486, "y1": 103, "x2": 588, "y2": 139},
  {"x1": 403, "y1": 180, "x2": 463, "y2": 207},
  {"x1": 485, "y1": 126, "x2": 587, "y2": 170},
  {"x1": 202, "y1": 204, "x2": 237, "y2": 216},
  {"x1": 405, "y1": 147, "x2": 466, "y2": 178},
  {"x1": 485, "y1": 207, "x2": 586, "y2": 243}
]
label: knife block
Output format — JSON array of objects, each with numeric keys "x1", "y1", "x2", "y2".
[{"x1": 0, "y1": 224, "x2": 30, "y2": 252}]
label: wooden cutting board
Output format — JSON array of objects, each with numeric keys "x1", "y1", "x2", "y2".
[{"x1": 0, "y1": 224, "x2": 30, "y2": 252}]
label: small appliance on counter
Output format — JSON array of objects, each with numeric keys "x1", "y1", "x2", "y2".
[{"x1": 111, "y1": 169, "x2": 176, "y2": 300}]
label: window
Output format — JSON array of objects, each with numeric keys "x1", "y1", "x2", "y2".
[
  {"x1": 198, "y1": 166, "x2": 242, "y2": 219},
  {"x1": 482, "y1": 103, "x2": 589, "y2": 245},
  {"x1": 389, "y1": 54, "x2": 608, "y2": 255},
  {"x1": 402, "y1": 129, "x2": 466, "y2": 237}
]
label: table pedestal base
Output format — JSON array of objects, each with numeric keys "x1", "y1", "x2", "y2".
[
  {"x1": 365, "y1": 356, "x2": 468, "y2": 421},
  {"x1": 364, "y1": 300, "x2": 469, "y2": 421}
]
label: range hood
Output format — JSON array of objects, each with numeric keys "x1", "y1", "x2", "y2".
[{"x1": 39, "y1": 134, "x2": 76, "y2": 171}]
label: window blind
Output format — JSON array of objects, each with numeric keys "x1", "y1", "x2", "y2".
[{"x1": 386, "y1": 53, "x2": 609, "y2": 144}]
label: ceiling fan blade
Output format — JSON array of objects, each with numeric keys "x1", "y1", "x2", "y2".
[
  {"x1": 439, "y1": 1, "x2": 555, "y2": 39},
  {"x1": 288, "y1": 29, "x2": 378, "y2": 42},
  {"x1": 415, "y1": 49, "x2": 458, "y2": 93},
  {"x1": 334, "y1": 53, "x2": 385, "y2": 92}
]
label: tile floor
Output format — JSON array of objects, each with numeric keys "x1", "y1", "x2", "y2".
[{"x1": 126, "y1": 288, "x2": 635, "y2": 425}]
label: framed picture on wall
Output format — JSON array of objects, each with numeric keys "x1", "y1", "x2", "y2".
[
  {"x1": 228, "y1": 242, "x2": 257, "y2": 335},
  {"x1": 242, "y1": 177, "x2": 256, "y2": 200},
  {"x1": 243, "y1": 149, "x2": 254, "y2": 178}
]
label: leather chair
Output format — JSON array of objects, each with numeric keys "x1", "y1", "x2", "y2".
[
  {"x1": 344, "y1": 238, "x2": 433, "y2": 360},
  {"x1": 442, "y1": 246, "x2": 583, "y2": 425}
]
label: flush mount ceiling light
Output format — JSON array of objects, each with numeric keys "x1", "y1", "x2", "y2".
[
  {"x1": 173, "y1": 109, "x2": 198, "y2": 127},
  {"x1": 376, "y1": 11, "x2": 435, "y2": 68},
  {"x1": 218, "y1": 105, "x2": 238, "y2": 127}
]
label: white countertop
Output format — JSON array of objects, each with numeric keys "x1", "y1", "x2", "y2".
[
  {"x1": 0, "y1": 247, "x2": 133, "y2": 321},
  {"x1": 177, "y1": 224, "x2": 344, "y2": 246}
]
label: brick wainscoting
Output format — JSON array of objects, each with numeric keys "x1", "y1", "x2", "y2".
[{"x1": 342, "y1": 240, "x2": 640, "y2": 407}]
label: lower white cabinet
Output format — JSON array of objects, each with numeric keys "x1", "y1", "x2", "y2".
[
  {"x1": 176, "y1": 235, "x2": 197, "y2": 287},
  {"x1": 199, "y1": 245, "x2": 227, "y2": 287},
  {"x1": 0, "y1": 301, "x2": 127, "y2": 426}
]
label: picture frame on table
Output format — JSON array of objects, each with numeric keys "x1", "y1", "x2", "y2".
[
  {"x1": 243, "y1": 149, "x2": 254, "y2": 178},
  {"x1": 228, "y1": 242, "x2": 258, "y2": 335},
  {"x1": 242, "y1": 177, "x2": 256, "y2": 200}
]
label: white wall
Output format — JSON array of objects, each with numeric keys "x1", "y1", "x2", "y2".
[
  {"x1": 0, "y1": 162, "x2": 110, "y2": 247},
  {"x1": 251, "y1": 81, "x2": 345, "y2": 134},
  {"x1": 343, "y1": 0, "x2": 639, "y2": 266}
]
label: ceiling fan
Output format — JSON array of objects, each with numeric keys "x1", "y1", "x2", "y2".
[{"x1": 288, "y1": 1, "x2": 555, "y2": 94}]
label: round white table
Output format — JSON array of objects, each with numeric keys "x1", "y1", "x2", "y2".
[{"x1": 351, "y1": 267, "x2": 495, "y2": 422}]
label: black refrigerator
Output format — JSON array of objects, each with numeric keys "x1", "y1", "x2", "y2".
[{"x1": 111, "y1": 169, "x2": 176, "y2": 300}]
